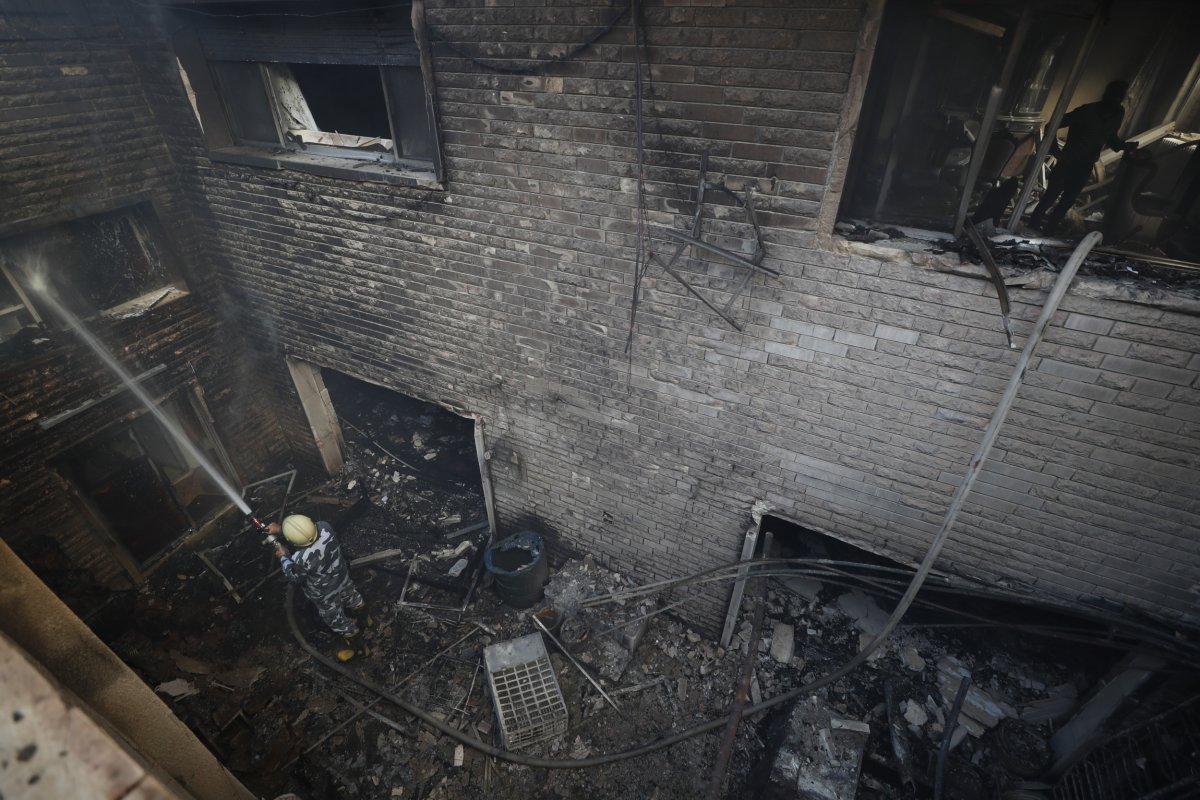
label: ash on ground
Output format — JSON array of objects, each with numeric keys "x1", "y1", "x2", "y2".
[{"x1": 94, "y1": 524, "x2": 1121, "y2": 798}]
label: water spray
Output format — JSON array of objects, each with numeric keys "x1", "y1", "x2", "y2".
[{"x1": 26, "y1": 276, "x2": 255, "y2": 518}]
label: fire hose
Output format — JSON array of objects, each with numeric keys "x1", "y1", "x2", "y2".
[{"x1": 286, "y1": 233, "x2": 1102, "y2": 768}]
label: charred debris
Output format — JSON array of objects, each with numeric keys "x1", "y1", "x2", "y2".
[{"x1": 85, "y1": 378, "x2": 1200, "y2": 800}]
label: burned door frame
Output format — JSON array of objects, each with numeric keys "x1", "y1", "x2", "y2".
[
  {"x1": 52, "y1": 383, "x2": 242, "y2": 581},
  {"x1": 284, "y1": 357, "x2": 499, "y2": 537}
]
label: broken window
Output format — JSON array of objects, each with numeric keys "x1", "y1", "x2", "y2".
[
  {"x1": 839, "y1": 1, "x2": 1200, "y2": 264},
  {"x1": 172, "y1": 1, "x2": 443, "y2": 181},
  {"x1": 0, "y1": 203, "x2": 183, "y2": 330}
]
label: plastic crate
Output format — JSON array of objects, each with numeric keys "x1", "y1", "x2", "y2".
[{"x1": 484, "y1": 633, "x2": 568, "y2": 750}]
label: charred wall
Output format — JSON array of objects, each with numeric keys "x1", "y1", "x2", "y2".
[
  {"x1": 130, "y1": 0, "x2": 1200, "y2": 630},
  {"x1": 0, "y1": 1, "x2": 291, "y2": 597}
]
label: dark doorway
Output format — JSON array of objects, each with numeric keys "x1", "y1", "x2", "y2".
[{"x1": 320, "y1": 370, "x2": 487, "y2": 539}]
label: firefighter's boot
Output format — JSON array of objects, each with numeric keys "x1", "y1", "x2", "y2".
[{"x1": 336, "y1": 624, "x2": 364, "y2": 662}]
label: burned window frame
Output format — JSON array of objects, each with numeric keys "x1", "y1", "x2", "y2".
[
  {"x1": 171, "y1": 1, "x2": 445, "y2": 187},
  {"x1": 0, "y1": 201, "x2": 186, "y2": 340},
  {"x1": 52, "y1": 384, "x2": 241, "y2": 575},
  {"x1": 835, "y1": 0, "x2": 1200, "y2": 259},
  {"x1": 0, "y1": 261, "x2": 43, "y2": 342}
]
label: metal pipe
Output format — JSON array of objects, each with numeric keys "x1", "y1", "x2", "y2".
[
  {"x1": 953, "y1": 4, "x2": 1032, "y2": 236},
  {"x1": 650, "y1": 227, "x2": 780, "y2": 276},
  {"x1": 935, "y1": 675, "x2": 972, "y2": 800},
  {"x1": 473, "y1": 416, "x2": 498, "y2": 542},
  {"x1": 1007, "y1": 10, "x2": 1105, "y2": 228},
  {"x1": 875, "y1": 20, "x2": 932, "y2": 220},
  {"x1": 705, "y1": 594, "x2": 765, "y2": 800},
  {"x1": 719, "y1": 525, "x2": 760, "y2": 649},
  {"x1": 965, "y1": 224, "x2": 1015, "y2": 347},
  {"x1": 530, "y1": 612, "x2": 623, "y2": 715},
  {"x1": 648, "y1": 251, "x2": 744, "y2": 331}
]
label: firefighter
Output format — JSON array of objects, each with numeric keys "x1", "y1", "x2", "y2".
[
  {"x1": 1027, "y1": 80, "x2": 1138, "y2": 236},
  {"x1": 269, "y1": 515, "x2": 367, "y2": 658}
]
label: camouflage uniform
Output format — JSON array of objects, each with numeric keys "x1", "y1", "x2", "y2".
[{"x1": 279, "y1": 521, "x2": 363, "y2": 635}]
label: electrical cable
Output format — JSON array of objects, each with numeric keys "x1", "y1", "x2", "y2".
[
  {"x1": 288, "y1": 236, "x2": 1116, "y2": 767},
  {"x1": 624, "y1": 0, "x2": 649, "y2": 360},
  {"x1": 583, "y1": 566, "x2": 1172, "y2": 656},
  {"x1": 580, "y1": 556, "x2": 1197, "y2": 658}
]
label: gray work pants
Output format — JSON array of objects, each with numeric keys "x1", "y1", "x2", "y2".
[{"x1": 310, "y1": 578, "x2": 364, "y2": 636}]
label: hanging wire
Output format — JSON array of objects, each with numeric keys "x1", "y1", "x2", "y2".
[{"x1": 623, "y1": 0, "x2": 649, "y2": 363}]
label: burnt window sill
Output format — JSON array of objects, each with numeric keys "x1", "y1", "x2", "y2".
[
  {"x1": 209, "y1": 147, "x2": 442, "y2": 189},
  {"x1": 100, "y1": 285, "x2": 189, "y2": 321}
]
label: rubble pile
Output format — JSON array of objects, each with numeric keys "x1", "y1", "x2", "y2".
[
  {"x1": 325, "y1": 371, "x2": 487, "y2": 547},
  {"x1": 724, "y1": 576, "x2": 1106, "y2": 800},
  {"x1": 101, "y1": 517, "x2": 1133, "y2": 800},
  {"x1": 101, "y1": 519, "x2": 1131, "y2": 800}
]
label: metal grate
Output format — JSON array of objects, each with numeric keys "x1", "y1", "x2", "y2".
[
  {"x1": 1053, "y1": 694, "x2": 1200, "y2": 800},
  {"x1": 484, "y1": 634, "x2": 568, "y2": 750}
]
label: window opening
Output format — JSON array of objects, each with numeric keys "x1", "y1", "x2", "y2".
[
  {"x1": 173, "y1": 1, "x2": 444, "y2": 180},
  {"x1": 55, "y1": 392, "x2": 237, "y2": 566},
  {"x1": 284, "y1": 63, "x2": 392, "y2": 146},
  {"x1": 838, "y1": 1, "x2": 1200, "y2": 270},
  {"x1": 204, "y1": 59, "x2": 438, "y2": 168},
  {"x1": 1, "y1": 204, "x2": 183, "y2": 326},
  {"x1": 210, "y1": 61, "x2": 279, "y2": 146}
]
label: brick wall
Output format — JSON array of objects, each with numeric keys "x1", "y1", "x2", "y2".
[
  {"x1": 130, "y1": 0, "x2": 1199, "y2": 629},
  {"x1": 0, "y1": 0, "x2": 291, "y2": 596}
]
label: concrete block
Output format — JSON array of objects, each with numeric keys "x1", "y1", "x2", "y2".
[
  {"x1": 1092, "y1": 337, "x2": 1131, "y2": 356},
  {"x1": 1090, "y1": 402, "x2": 1183, "y2": 432},
  {"x1": 1130, "y1": 378, "x2": 1173, "y2": 399},
  {"x1": 1037, "y1": 359, "x2": 1101, "y2": 383},
  {"x1": 769, "y1": 622, "x2": 794, "y2": 663},
  {"x1": 1100, "y1": 356, "x2": 1194, "y2": 386},
  {"x1": 762, "y1": 695, "x2": 868, "y2": 800},
  {"x1": 1055, "y1": 379, "x2": 1117, "y2": 404},
  {"x1": 835, "y1": 590, "x2": 889, "y2": 636},
  {"x1": 833, "y1": 329, "x2": 878, "y2": 350},
  {"x1": 1166, "y1": 403, "x2": 1200, "y2": 423},
  {"x1": 782, "y1": 576, "x2": 823, "y2": 602},
  {"x1": 874, "y1": 324, "x2": 920, "y2": 345},
  {"x1": 764, "y1": 340, "x2": 815, "y2": 363},
  {"x1": 797, "y1": 334, "x2": 849, "y2": 357},
  {"x1": 771, "y1": 317, "x2": 836, "y2": 339},
  {"x1": 1064, "y1": 313, "x2": 1114, "y2": 335}
]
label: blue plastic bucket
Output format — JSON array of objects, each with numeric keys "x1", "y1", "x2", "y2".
[{"x1": 484, "y1": 531, "x2": 548, "y2": 608}]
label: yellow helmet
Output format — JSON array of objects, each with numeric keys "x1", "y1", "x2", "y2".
[{"x1": 281, "y1": 515, "x2": 318, "y2": 547}]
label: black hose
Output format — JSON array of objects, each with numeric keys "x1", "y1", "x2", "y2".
[
  {"x1": 287, "y1": 553, "x2": 1187, "y2": 768},
  {"x1": 935, "y1": 676, "x2": 972, "y2": 800},
  {"x1": 582, "y1": 557, "x2": 1196, "y2": 659}
]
